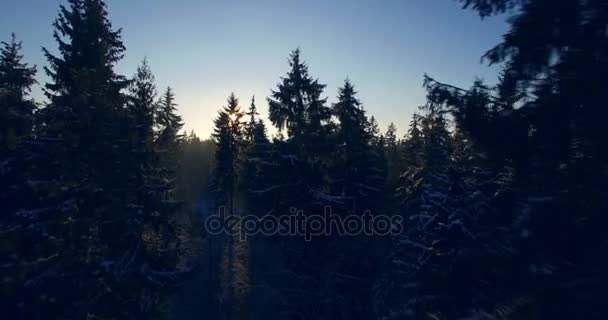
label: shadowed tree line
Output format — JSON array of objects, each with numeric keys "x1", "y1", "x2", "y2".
[
  {"x1": 0, "y1": 0, "x2": 203, "y2": 318},
  {"x1": 2, "y1": 0, "x2": 608, "y2": 319}
]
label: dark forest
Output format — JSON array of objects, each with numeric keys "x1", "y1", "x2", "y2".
[{"x1": 2, "y1": 0, "x2": 608, "y2": 319}]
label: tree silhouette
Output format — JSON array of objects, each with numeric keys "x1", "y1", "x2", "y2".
[{"x1": 0, "y1": 33, "x2": 36, "y2": 152}]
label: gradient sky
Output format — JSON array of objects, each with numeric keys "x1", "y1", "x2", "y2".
[{"x1": 1, "y1": 0, "x2": 509, "y2": 138}]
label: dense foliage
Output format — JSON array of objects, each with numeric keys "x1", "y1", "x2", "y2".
[{"x1": 1, "y1": 0, "x2": 607, "y2": 319}]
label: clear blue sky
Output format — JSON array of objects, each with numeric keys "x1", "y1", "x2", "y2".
[{"x1": 1, "y1": 0, "x2": 508, "y2": 138}]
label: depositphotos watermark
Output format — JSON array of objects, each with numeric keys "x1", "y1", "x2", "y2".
[{"x1": 204, "y1": 207, "x2": 404, "y2": 241}]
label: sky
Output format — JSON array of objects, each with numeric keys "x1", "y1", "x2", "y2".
[{"x1": 1, "y1": 0, "x2": 509, "y2": 139}]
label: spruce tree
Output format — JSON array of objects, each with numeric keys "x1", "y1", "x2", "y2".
[
  {"x1": 0, "y1": 34, "x2": 44, "y2": 317},
  {"x1": 0, "y1": 33, "x2": 37, "y2": 152},
  {"x1": 128, "y1": 58, "x2": 156, "y2": 174},
  {"x1": 127, "y1": 59, "x2": 185, "y2": 280},
  {"x1": 268, "y1": 49, "x2": 331, "y2": 153},
  {"x1": 367, "y1": 116, "x2": 381, "y2": 145},
  {"x1": 5, "y1": 1, "x2": 183, "y2": 318},
  {"x1": 212, "y1": 93, "x2": 244, "y2": 214},
  {"x1": 375, "y1": 102, "x2": 463, "y2": 319},
  {"x1": 331, "y1": 79, "x2": 383, "y2": 212},
  {"x1": 7, "y1": 0, "x2": 132, "y2": 317},
  {"x1": 244, "y1": 95, "x2": 259, "y2": 142},
  {"x1": 261, "y1": 50, "x2": 342, "y2": 320},
  {"x1": 401, "y1": 114, "x2": 424, "y2": 170},
  {"x1": 154, "y1": 86, "x2": 184, "y2": 208},
  {"x1": 333, "y1": 79, "x2": 366, "y2": 148},
  {"x1": 41, "y1": 0, "x2": 128, "y2": 142},
  {"x1": 266, "y1": 49, "x2": 335, "y2": 205},
  {"x1": 240, "y1": 95, "x2": 272, "y2": 213},
  {"x1": 384, "y1": 122, "x2": 400, "y2": 187},
  {"x1": 414, "y1": 1, "x2": 608, "y2": 317},
  {"x1": 385, "y1": 122, "x2": 398, "y2": 147},
  {"x1": 156, "y1": 87, "x2": 184, "y2": 142},
  {"x1": 321, "y1": 79, "x2": 387, "y2": 319}
]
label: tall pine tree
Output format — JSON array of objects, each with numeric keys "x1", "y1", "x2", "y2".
[
  {"x1": 212, "y1": 93, "x2": 244, "y2": 214},
  {"x1": 5, "y1": 1, "x2": 186, "y2": 318},
  {"x1": 331, "y1": 79, "x2": 383, "y2": 212},
  {"x1": 0, "y1": 33, "x2": 37, "y2": 152}
]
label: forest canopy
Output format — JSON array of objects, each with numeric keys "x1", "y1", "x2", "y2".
[{"x1": 1, "y1": 0, "x2": 607, "y2": 319}]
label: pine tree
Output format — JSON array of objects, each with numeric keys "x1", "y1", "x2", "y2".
[
  {"x1": 156, "y1": 87, "x2": 184, "y2": 141},
  {"x1": 316, "y1": 79, "x2": 386, "y2": 319},
  {"x1": 0, "y1": 34, "x2": 43, "y2": 316},
  {"x1": 375, "y1": 101, "x2": 465, "y2": 319},
  {"x1": 385, "y1": 122, "x2": 398, "y2": 148},
  {"x1": 210, "y1": 94, "x2": 246, "y2": 320},
  {"x1": 212, "y1": 93, "x2": 244, "y2": 214},
  {"x1": 126, "y1": 59, "x2": 157, "y2": 225},
  {"x1": 154, "y1": 86, "x2": 185, "y2": 207},
  {"x1": 401, "y1": 114, "x2": 423, "y2": 170},
  {"x1": 5, "y1": 1, "x2": 182, "y2": 318},
  {"x1": 8, "y1": 0, "x2": 131, "y2": 317},
  {"x1": 333, "y1": 79, "x2": 366, "y2": 147},
  {"x1": 0, "y1": 33, "x2": 37, "y2": 152},
  {"x1": 419, "y1": 1, "x2": 608, "y2": 317},
  {"x1": 128, "y1": 58, "x2": 156, "y2": 172},
  {"x1": 37, "y1": 0, "x2": 133, "y2": 317},
  {"x1": 240, "y1": 95, "x2": 272, "y2": 213},
  {"x1": 367, "y1": 116, "x2": 381, "y2": 145},
  {"x1": 259, "y1": 50, "x2": 344, "y2": 320},
  {"x1": 262, "y1": 49, "x2": 336, "y2": 215},
  {"x1": 244, "y1": 95, "x2": 259, "y2": 142},
  {"x1": 128, "y1": 58, "x2": 182, "y2": 271},
  {"x1": 331, "y1": 79, "x2": 383, "y2": 212},
  {"x1": 268, "y1": 48, "x2": 331, "y2": 153},
  {"x1": 41, "y1": 0, "x2": 128, "y2": 142},
  {"x1": 384, "y1": 122, "x2": 400, "y2": 187},
  {"x1": 242, "y1": 120, "x2": 271, "y2": 198}
]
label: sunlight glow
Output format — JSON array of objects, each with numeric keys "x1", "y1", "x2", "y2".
[{"x1": 229, "y1": 113, "x2": 238, "y2": 122}]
